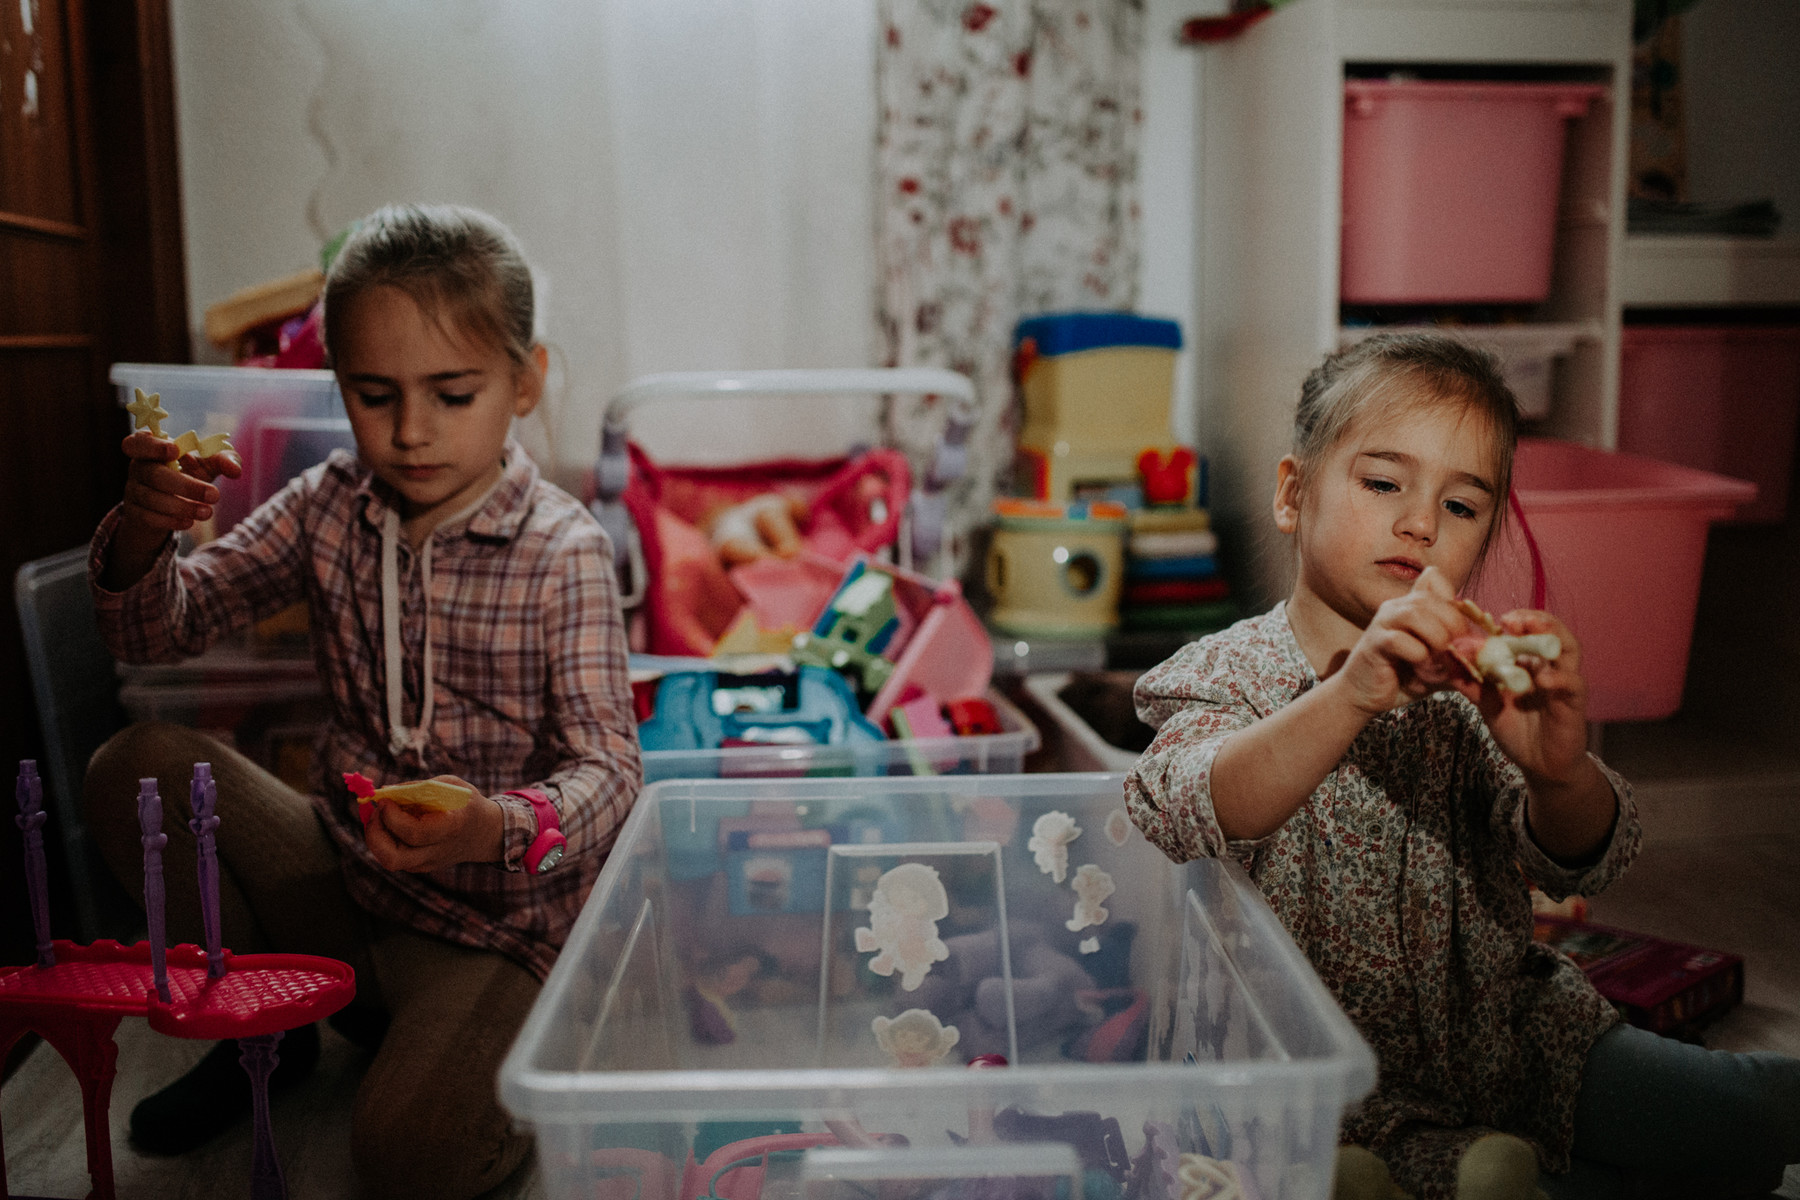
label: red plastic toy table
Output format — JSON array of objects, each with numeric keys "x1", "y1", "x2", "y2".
[{"x1": 0, "y1": 940, "x2": 354, "y2": 1200}]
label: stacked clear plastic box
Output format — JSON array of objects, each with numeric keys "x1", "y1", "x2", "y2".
[
  {"x1": 110, "y1": 363, "x2": 354, "y2": 534},
  {"x1": 501, "y1": 774, "x2": 1375, "y2": 1200},
  {"x1": 642, "y1": 692, "x2": 1039, "y2": 783}
]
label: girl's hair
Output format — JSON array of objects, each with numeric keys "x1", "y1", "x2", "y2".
[
  {"x1": 322, "y1": 204, "x2": 537, "y2": 368},
  {"x1": 1293, "y1": 331, "x2": 1521, "y2": 560}
]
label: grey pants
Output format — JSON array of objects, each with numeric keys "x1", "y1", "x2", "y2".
[
  {"x1": 1544, "y1": 1020, "x2": 1800, "y2": 1198},
  {"x1": 84, "y1": 721, "x2": 541, "y2": 1200}
]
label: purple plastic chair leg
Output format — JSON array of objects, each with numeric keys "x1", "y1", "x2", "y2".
[
  {"x1": 137, "y1": 778, "x2": 172, "y2": 1005},
  {"x1": 15, "y1": 759, "x2": 54, "y2": 967},
  {"x1": 190, "y1": 762, "x2": 226, "y2": 978},
  {"x1": 239, "y1": 1030, "x2": 287, "y2": 1200}
]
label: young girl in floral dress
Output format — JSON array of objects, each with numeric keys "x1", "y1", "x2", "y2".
[{"x1": 1125, "y1": 333, "x2": 1800, "y2": 1199}]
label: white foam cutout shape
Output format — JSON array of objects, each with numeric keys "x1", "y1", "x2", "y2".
[
  {"x1": 1079, "y1": 936, "x2": 1100, "y2": 955},
  {"x1": 1067, "y1": 864, "x2": 1115, "y2": 933},
  {"x1": 872, "y1": 1008, "x2": 959, "y2": 1068},
  {"x1": 1176, "y1": 1153, "x2": 1246, "y2": 1200},
  {"x1": 855, "y1": 862, "x2": 950, "y2": 990},
  {"x1": 1105, "y1": 809, "x2": 1132, "y2": 846},
  {"x1": 1028, "y1": 811, "x2": 1081, "y2": 882}
]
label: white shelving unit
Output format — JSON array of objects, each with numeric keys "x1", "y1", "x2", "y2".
[
  {"x1": 1621, "y1": 236, "x2": 1800, "y2": 307},
  {"x1": 1189, "y1": 0, "x2": 1633, "y2": 605}
]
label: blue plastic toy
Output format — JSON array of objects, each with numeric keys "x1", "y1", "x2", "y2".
[{"x1": 638, "y1": 666, "x2": 885, "y2": 755}]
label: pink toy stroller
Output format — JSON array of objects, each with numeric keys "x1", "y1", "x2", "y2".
[{"x1": 589, "y1": 370, "x2": 976, "y2": 656}]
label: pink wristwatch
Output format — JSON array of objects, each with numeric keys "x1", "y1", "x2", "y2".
[{"x1": 506, "y1": 789, "x2": 567, "y2": 875}]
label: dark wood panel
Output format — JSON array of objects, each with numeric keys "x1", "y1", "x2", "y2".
[
  {"x1": 87, "y1": 0, "x2": 187, "y2": 362},
  {"x1": 0, "y1": 0, "x2": 86, "y2": 229},
  {"x1": 0, "y1": 229, "x2": 91, "y2": 333}
]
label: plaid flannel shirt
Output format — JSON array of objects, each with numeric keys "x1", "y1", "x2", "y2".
[{"x1": 90, "y1": 444, "x2": 642, "y2": 979}]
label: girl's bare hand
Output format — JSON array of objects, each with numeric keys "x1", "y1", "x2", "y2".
[
  {"x1": 1334, "y1": 566, "x2": 1471, "y2": 715},
  {"x1": 362, "y1": 774, "x2": 505, "y2": 873},
  {"x1": 119, "y1": 431, "x2": 238, "y2": 534},
  {"x1": 1467, "y1": 610, "x2": 1592, "y2": 788}
]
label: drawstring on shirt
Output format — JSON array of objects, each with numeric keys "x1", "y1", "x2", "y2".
[
  {"x1": 375, "y1": 468, "x2": 508, "y2": 762},
  {"x1": 382, "y1": 507, "x2": 436, "y2": 758}
]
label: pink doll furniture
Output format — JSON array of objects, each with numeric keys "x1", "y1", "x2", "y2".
[{"x1": 1, "y1": 761, "x2": 354, "y2": 1200}]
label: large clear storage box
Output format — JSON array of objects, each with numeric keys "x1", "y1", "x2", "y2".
[{"x1": 501, "y1": 774, "x2": 1374, "y2": 1200}]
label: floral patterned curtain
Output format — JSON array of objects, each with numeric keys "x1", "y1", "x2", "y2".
[{"x1": 877, "y1": 0, "x2": 1145, "y2": 574}]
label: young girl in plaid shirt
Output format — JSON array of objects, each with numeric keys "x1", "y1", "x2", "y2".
[{"x1": 85, "y1": 204, "x2": 641, "y2": 1198}]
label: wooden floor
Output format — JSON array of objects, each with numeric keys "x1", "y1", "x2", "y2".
[{"x1": 1, "y1": 1020, "x2": 544, "y2": 1199}]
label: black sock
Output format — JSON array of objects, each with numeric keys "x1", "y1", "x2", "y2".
[{"x1": 128, "y1": 1022, "x2": 320, "y2": 1155}]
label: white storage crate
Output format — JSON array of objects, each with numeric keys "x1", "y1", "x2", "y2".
[
  {"x1": 501, "y1": 774, "x2": 1374, "y2": 1200},
  {"x1": 111, "y1": 363, "x2": 354, "y2": 532},
  {"x1": 643, "y1": 690, "x2": 1039, "y2": 783}
]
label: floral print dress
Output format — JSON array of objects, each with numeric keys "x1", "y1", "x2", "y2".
[{"x1": 1124, "y1": 604, "x2": 1641, "y2": 1198}]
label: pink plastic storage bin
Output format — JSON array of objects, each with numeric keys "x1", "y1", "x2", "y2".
[
  {"x1": 1619, "y1": 324, "x2": 1800, "y2": 525},
  {"x1": 1469, "y1": 438, "x2": 1753, "y2": 723},
  {"x1": 1341, "y1": 81, "x2": 1605, "y2": 304}
]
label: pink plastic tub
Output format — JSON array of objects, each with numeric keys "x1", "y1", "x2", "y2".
[
  {"x1": 1468, "y1": 438, "x2": 1754, "y2": 723},
  {"x1": 1619, "y1": 324, "x2": 1800, "y2": 525},
  {"x1": 1340, "y1": 81, "x2": 1605, "y2": 304}
]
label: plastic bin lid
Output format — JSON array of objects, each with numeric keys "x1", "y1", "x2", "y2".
[
  {"x1": 1344, "y1": 78, "x2": 1606, "y2": 117},
  {"x1": 1013, "y1": 312, "x2": 1183, "y2": 355}
]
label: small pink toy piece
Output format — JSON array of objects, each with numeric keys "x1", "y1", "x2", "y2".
[{"x1": 343, "y1": 771, "x2": 378, "y2": 828}]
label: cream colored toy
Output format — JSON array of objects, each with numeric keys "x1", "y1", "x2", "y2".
[
  {"x1": 1067, "y1": 864, "x2": 1115, "y2": 933},
  {"x1": 1104, "y1": 809, "x2": 1132, "y2": 846},
  {"x1": 855, "y1": 862, "x2": 950, "y2": 991},
  {"x1": 1028, "y1": 811, "x2": 1081, "y2": 883},
  {"x1": 871, "y1": 1008, "x2": 959, "y2": 1068},
  {"x1": 1176, "y1": 1153, "x2": 1248, "y2": 1200},
  {"x1": 1451, "y1": 600, "x2": 1562, "y2": 695},
  {"x1": 127, "y1": 387, "x2": 235, "y2": 472}
]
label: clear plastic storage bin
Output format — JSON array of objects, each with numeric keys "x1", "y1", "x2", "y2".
[
  {"x1": 501, "y1": 774, "x2": 1375, "y2": 1200},
  {"x1": 643, "y1": 690, "x2": 1039, "y2": 783},
  {"x1": 111, "y1": 363, "x2": 353, "y2": 533}
]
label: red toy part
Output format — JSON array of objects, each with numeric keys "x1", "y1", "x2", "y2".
[
  {"x1": 680, "y1": 1132, "x2": 841, "y2": 1200},
  {"x1": 343, "y1": 771, "x2": 379, "y2": 828},
  {"x1": 1137, "y1": 447, "x2": 1196, "y2": 506},
  {"x1": 0, "y1": 939, "x2": 354, "y2": 1200},
  {"x1": 945, "y1": 697, "x2": 1003, "y2": 737}
]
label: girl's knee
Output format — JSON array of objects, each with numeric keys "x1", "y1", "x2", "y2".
[
  {"x1": 83, "y1": 721, "x2": 212, "y2": 820},
  {"x1": 351, "y1": 1075, "x2": 529, "y2": 1199}
]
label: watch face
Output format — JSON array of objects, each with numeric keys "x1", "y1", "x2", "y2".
[{"x1": 536, "y1": 844, "x2": 565, "y2": 874}]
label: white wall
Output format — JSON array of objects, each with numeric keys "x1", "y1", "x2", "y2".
[
  {"x1": 169, "y1": 0, "x2": 880, "y2": 488},
  {"x1": 1681, "y1": 0, "x2": 1800, "y2": 227}
]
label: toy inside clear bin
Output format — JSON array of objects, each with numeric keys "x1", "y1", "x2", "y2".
[
  {"x1": 111, "y1": 364, "x2": 354, "y2": 535},
  {"x1": 501, "y1": 774, "x2": 1375, "y2": 1200}
]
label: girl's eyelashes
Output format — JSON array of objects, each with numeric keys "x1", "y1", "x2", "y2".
[
  {"x1": 438, "y1": 392, "x2": 476, "y2": 406},
  {"x1": 1359, "y1": 476, "x2": 1399, "y2": 495},
  {"x1": 1443, "y1": 498, "x2": 1480, "y2": 520},
  {"x1": 354, "y1": 391, "x2": 396, "y2": 408}
]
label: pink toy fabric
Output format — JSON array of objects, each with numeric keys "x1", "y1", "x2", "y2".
[{"x1": 619, "y1": 443, "x2": 911, "y2": 655}]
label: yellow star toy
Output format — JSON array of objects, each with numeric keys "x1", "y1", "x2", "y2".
[{"x1": 126, "y1": 388, "x2": 169, "y2": 438}]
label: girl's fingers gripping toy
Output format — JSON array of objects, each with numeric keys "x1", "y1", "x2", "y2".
[
  {"x1": 1448, "y1": 599, "x2": 1563, "y2": 695},
  {"x1": 343, "y1": 772, "x2": 474, "y2": 828},
  {"x1": 127, "y1": 387, "x2": 235, "y2": 473}
]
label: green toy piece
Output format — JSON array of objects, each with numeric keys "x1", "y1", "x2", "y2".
[{"x1": 791, "y1": 562, "x2": 900, "y2": 701}]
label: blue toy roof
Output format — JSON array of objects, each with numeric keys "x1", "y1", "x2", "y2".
[{"x1": 1013, "y1": 311, "x2": 1183, "y2": 355}]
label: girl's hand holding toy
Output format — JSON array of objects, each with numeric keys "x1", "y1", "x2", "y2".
[{"x1": 344, "y1": 772, "x2": 504, "y2": 873}]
